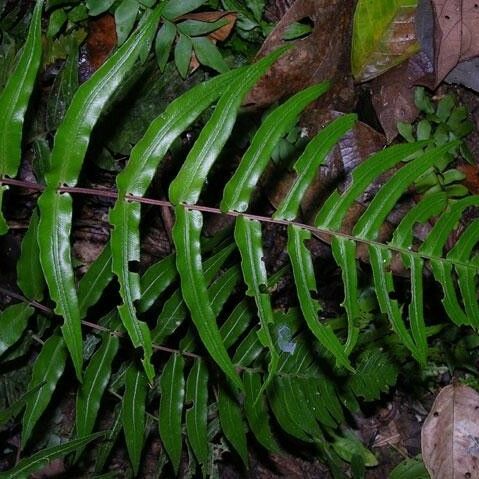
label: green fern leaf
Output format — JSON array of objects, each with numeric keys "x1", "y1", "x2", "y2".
[
  {"x1": 94, "y1": 404, "x2": 123, "y2": 473},
  {"x1": 209, "y1": 266, "x2": 242, "y2": 316},
  {"x1": 331, "y1": 237, "x2": 361, "y2": 354},
  {"x1": 37, "y1": 6, "x2": 163, "y2": 382},
  {"x1": 274, "y1": 114, "x2": 357, "y2": 220},
  {"x1": 78, "y1": 245, "x2": 113, "y2": 319},
  {"x1": 315, "y1": 141, "x2": 427, "y2": 230},
  {"x1": 173, "y1": 206, "x2": 242, "y2": 390},
  {"x1": 22, "y1": 333, "x2": 67, "y2": 448},
  {"x1": 0, "y1": 433, "x2": 104, "y2": 479},
  {"x1": 448, "y1": 221, "x2": 479, "y2": 326},
  {"x1": 243, "y1": 371, "x2": 280, "y2": 452},
  {"x1": 232, "y1": 327, "x2": 263, "y2": 366},
  {"x1": 0, "y1": 303, "x2": 33, "y2": 357},
  {"x1": 152, "y1": 243, "x2": 236, "y2": 344},
  {"x1": 75, "y1": 325, "x2": 120, "y2": 460},
  {"x1": 220, "y1": 301, "x2": 254, "y2": 350},
  {"x1": 0, "y1": 383, "x2": 45, "y2": 427},
  {"x1": 353, "y1": 142, "x2": 460, "y2": 240},
  {"x1": 16, "y1": 211, "x2": 45, "y2": 301},
  {"x1": 218, "y1": 386, "x2": 248, "y2": 466},
  {"x1": 287, "y1": 225, "x2": 353, "y2": 370},
  {"x1": 159, "y1": 353, "x2": 185, "y2": 475},
  {"x1": 267, "y1": 379, "x2": 311, "y2": 442},
  {"x1": 421, "y1": 196, "x2": 479, "y2": 327},
  {"x1": 169, "y1": 47, "x2": 287, "y2": 205},
  {"x1": 122, "y1": 363, "x2": 148, "y2": 475},
  {"x1": 221, "y1": 82, "x2": 331, "y2": 213},
  {"x1": 235, "y1": 215, "x2": 278, "y2": 389},
  {"x1": 348, "y1": 349, "x2": 398, "y2": 401},
  {"x1": 0, "y1": 0, "x2": 43, "y2": 234},
  {"x1": 138, "y1": 254, "x2": 177, "y2": 312},
  {"x1": 185, "y1": 359, "x2": 209, "y2": 470},
  {"x1": 109, "y1": 70, "x2": 238, "y2": 383}
]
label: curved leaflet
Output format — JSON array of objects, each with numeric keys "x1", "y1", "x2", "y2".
[
  {"x1": 0, "y1": 303, "x2": 34, "y2": 357},
  {"x1": 159, "y1": 353, "x2": 185, "y2": 475},
  {"x1": 0, "y1": 0, "x2": 43, "y2": 234},
  {"x1": 169, "y1": 47, "x2": 288, "y2": 205},
  {"x1": 37, "y1": 6, "x2": 163, "y2": 381},
  {"x1": 75, "y1": 328, "x2": 119, "y2": 460},
  {"x1": 221, "y1": 82, "x2": 332, "y2": 213},
  {"x1": 185, "y1": 359, "x2": 209, "y2": 469},
  {"x1": 287, "y1": 225, "x2": 353, "y2": 370},
  {"x1": 22, "y1": 334, "x2": 67, "y2": 448},
  {"x1": 234, "y1": 216, "x2": 278, "y2": 390},
  {"x1": 218, "y1": 386, "x2": 248, "y2": 466},
  {"x1": 122, "y1": 363, "x2": 148, "y2": 476},
  {"x1": 172, "y1": 206, "x2": 242, "y2": 390},
  {"x1": 110, "y1": 70, "x2": 238, "y2": 382},
  {"x1": 0, "y1": 434, "x2": 104, "y2": 479}
]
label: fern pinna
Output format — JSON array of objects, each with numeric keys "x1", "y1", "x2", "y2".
[{"x1": 0, "y1": 1, "x2": 478, "y2": 476}]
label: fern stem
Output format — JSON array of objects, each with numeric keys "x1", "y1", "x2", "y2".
[{"x1": 2, "y1": 177, "x2": 478, "y2": 273}]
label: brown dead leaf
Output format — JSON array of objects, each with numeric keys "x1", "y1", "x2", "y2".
[
  {"x1": 79, "y1": 14, "x2": 117, "y2": 82},
  {"x1": 432, "y1": 0, "x2": 479, "y2": 84},
  {"x1": 181, "y1": 11, "x2": 237, "y2": 41},
  {"x1": 422, "y1": 383, "x2": 479, "y2": 478},
  {"x1": 371, "y1": 51, "x2": 435, "y2": 142},
  {"x1": 245, "y1": 0, "x2": 355, "y2": 109}
]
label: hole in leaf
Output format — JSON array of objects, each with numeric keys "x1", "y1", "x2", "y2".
[
  {"x1": 128, "y1": 260, "x2": 140, "y2": 273},
  {"x1": 282, "y1": 17, "x2": 314, "y2": 41},
  {"x1": 388, "y1": 291, "x2": 400, "y2": 301},
  {"x1": 433, "y1": 411, "x2": 439, "y2": 417},
  {"x1": 465, "y1": 473, "x2": 471, "y2": 478},
  {"x1": 445, "y1": 15, "x2": 450, "y2": 19}
]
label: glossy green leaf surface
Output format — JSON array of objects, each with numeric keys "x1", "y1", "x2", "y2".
[
  {"x1": 0, "y1": 0, "x2": 42, "y2": 234},
  {"x1": 221, "y1": 82, "x2": 330, "y2": 213},
  {"x1": 169, "y1": 47, "x2": 287, "y2": 205},
  {"x1": 122, "y1": 364, "x2": 147, "y2": 475},
  {"x1": 353, "y1": 142, "x2": 460, "y2": 240},
  {"x1": 155, "y1": 20, "x2": 176, "y2": 71},
  {"x1": 218, "y1": 386, "x2": 248, "y2": 466},
  {"x1": 38, "y1": 6, "x2": 163, "y2": 382},
  {"x1": 138, "y1": 254, "x2": 177, "y2": 312},
  {"x1": 235, "y1": 215, "x2": 278, "y2": 388},
  {"x1": 173, "y1": 206, "x2": 242, "y2": 390},
  {"x1": 110, "y1": 70, "x2": 237, "y2": 383},
  {"x1": 192, "y1": 36, "x2": 229, "y2": 73},
  {"x1": 78, "y1": 245, "x2": 113, "y2": 319},
  {"x1": 16, "y1": 211, "x2": 45, "y2": 301},
  {"x1": 274, "y1": 114, "x2": 357, "y2": 220},
  {"x1": 287, "y1": 225, "x2": 353, "y2": 370},
  {"x1": 22, "y1": 334, "x2": 67, "y2": 447},
  {"x1": 159, "y1": 353, "x2": 185, "y2": 475},
  {"x1": 37, "y1": 190, "x2": 84, "y2": 380},
  {"x1": 185, "y1": 359, "x2": 209, "y2": 469},
  {"x1": 162, "y1": 0, "x2": 206, "y2": 19},
  {"x1": 0, "y1": 303, "x2": 33, "y2": 357},
  {"x1": 75, "y1": 329, "x2": 119, "y2": 459},
  {"x1": 0, "y1": 433, "x2": 104, "y2": 479},
  {"x1": 244, "y1": 371, "x2": 280, "y2": 453},
  {"x1": 315, "y1": 141, "x2": 427, "y2": 231}
]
